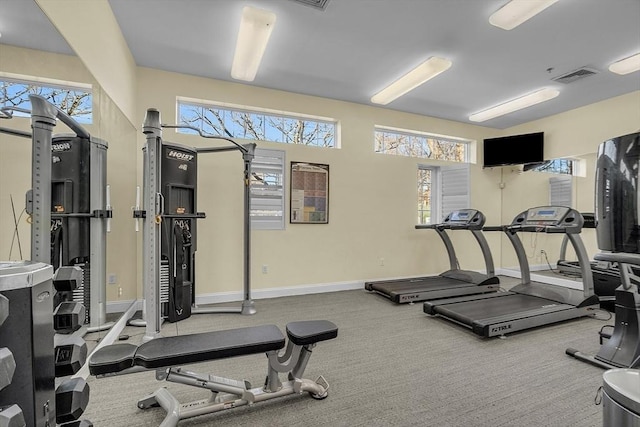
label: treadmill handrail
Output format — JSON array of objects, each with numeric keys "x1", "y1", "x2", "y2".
[
  {"x1": 507, "y1": 224, "x2": 581, "y2": 234},
  {"x1": 415, "y1": 216, "x2": 496, "y2": 276},
  {"x1": 415, "y1": 224, "x2": 438, "y2": 230},
  {"x1": 482, "y1": 225, "x2": 506, "y2": 232},
  {"x1": 595, "y1": 252, "x2": 640, "y2": 267}
]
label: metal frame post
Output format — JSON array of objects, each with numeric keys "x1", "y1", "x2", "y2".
[
  {"x1": 28, "y1": 95, "x2": 58, "y2": 263},
  {"x1": 142, "y1": 109, "x2": 164, "y2": 341}
]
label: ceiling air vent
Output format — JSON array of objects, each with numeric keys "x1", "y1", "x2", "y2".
[
  {"x1": 289, "y1": 0, "x2": 330, "y2": 11},
  {"x1": 552, "y1": 67, "x2": 599, "y2": 84}
]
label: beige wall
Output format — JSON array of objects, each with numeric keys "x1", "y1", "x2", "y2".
[
  {"x1": 36, "y1": 0, "x2": 137, "y2": 124},
  {"x1": 1, "y1": 42, "x2": 638, "y2": 304},
  {"x1": 137, "y1": 67, "x2": 500, "y2": 294}
]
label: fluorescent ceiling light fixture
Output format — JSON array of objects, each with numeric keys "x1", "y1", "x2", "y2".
[
  {"x1": 609, "y1": 53, "x2": 640, "y2": 75},
  {"x1": 489, "y1": 0, "x2": 559, "y2": 30},
  {"x1": 231, "y1": 6, "x2": 276, "y2": 82},
  {"x1": 469, "y1": 88, "x2": 559, "y2": 122},
  {"x1": 371, "y1": 57, "x2": 452, "y2": 105}
]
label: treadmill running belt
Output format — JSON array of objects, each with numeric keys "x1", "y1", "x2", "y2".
[
  {"x1": 374, "y1": 277, "x2": 472, "y2": 294},
  {"x1": 435, "y1": 293, "x2": 569, "y2": 326}
]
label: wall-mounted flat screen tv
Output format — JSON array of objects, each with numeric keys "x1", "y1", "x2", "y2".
[{"x1": 483, "y1": 132, "x2": 544, "y2": 168}]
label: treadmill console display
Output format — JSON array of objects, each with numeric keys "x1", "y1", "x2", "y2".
[
  {"x1": 444, "y1": 209, "x2": 481, "y2": 225},
  {"x1": 526, "y1": 207, "x2": 571, "y2": 225},
  {"x1": 509, "y1": 206, "x2": 583, "y2": 233}
]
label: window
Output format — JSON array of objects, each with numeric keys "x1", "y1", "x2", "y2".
[
  {"x1": 251, "y1": 148, "x2": 285, "y2": 230},
  {"x1": 0, "y1": 77, "x2": 92, "y2": 123},
  {"x1": 177, "y1": 99, "x2": 337, "y2": 148},
  {"x1": 549, "y1": 176, "x2": 573, "y2": 207},
  {"x1": 376, "y1": 127, "x2": 470, "y2": 162},
  {"x1": 531, "y1": 158, "x2": 575, "y2": 175},
  {"x1": 417, "y1": 167, "x2": 435, "y2": 224},
  {"x1": 417, "y1": 164, "x2": 469, "y2": 225}
]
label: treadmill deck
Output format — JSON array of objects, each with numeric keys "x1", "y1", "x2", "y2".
[
  {"x1": 367, "y1": 275, "x2": 499, "y2": 303},
  {"x1": 424, "y1": 291, "x2": 596, "y2": 337}
]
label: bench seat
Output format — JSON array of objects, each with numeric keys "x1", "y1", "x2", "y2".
[{"x1": 90, "y1": 324, "x2": 285, "y2": 375}]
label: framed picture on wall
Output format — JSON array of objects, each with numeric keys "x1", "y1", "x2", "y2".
[{"x1": 290, "y1": 162, "x2": 329, "y2": 224}]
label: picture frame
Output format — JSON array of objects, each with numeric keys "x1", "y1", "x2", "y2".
[{"x1": 290, "y1": 162, "x2": 329, "y2": 224}]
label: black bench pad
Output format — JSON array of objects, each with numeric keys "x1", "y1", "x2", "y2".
[
  {"x1": 286, "y1": 320, "x2": 338, "y2": 345},
  {"x1": 90, "y1": 343, "x2": 138, "y2": 376},
  {"x1": 90, "y1": 325, "x2": 285, "y2": 375}
]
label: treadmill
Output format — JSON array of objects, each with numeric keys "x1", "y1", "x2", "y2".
[
  {"x1": 364, "y1": 209, "x2": 500, "y2": 304},
  {"x1": 424, "y1": 206, "x2": 599, "y2": 337}
]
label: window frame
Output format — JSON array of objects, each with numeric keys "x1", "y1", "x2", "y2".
[
  {"x1": 417, "y1": 165, "x2": 440, "y2": 225},
  {"x1": 177, "y1": 97, "x2": 339, "y2": 148},
  {"x1": 0, "y1": 73, "x2": 93, "y2": 124},
  {"x1": 375, "y1": 125, "x2": 471, "y2": 163}
]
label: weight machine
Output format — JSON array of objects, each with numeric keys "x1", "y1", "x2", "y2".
[
  {"x1": 0, "y1": 94, "x2": 108, "y2": 426},
  {"x1": 0, "y1": 95, "x2": 113, "y2": 332},
  {"x1": 134, "y1": 108, "x2": 255, "y2": 342}
]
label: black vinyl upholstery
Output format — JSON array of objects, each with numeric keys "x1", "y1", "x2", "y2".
[
  {"x1": 89, "y1": 321, "x2": 339, "y2": 376},
  {"x1": 89, "y1": 325, "x2": 285, "y2": 375},
  {"x1": 286, "y1": 320, "x2": 338, "y2": 345}
]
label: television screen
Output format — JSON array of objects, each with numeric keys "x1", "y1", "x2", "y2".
[{"x1": 483, "y1": 132, "x2": 544, "y2": 168}]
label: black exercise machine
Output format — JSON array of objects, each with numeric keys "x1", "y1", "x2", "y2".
[
  {"x1": 424, "y1": 206, "x2": 599, "y2": 337},
  {"x1": 0, "y1": 95, "x2": 99, "y2": 426},
  {"x1": 365, "y1": 209, "x2": 500, "y2": 303},
  {"x1": 566, "y1": 131, "x2": 640, "y2": 369},
  {"x1": 1, "y1": 100, "x2": 113, "y2": 333},
  {"x1": 132, "y1": 108, "x2": 256, "y2": 342},
  {"x1": 89, "y1": 320, "x2": 338, "y2": 426}
]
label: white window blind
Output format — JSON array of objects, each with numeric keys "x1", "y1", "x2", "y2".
[
  {"x1": 549, "y1": 176, "x2": 573, "y2": 207},
  {"x1": 440, "y1": 164, "x2": 470, "y2": 219},
  {"x1": 251, "y1": 148, "x2": 285, "y2": 230}
]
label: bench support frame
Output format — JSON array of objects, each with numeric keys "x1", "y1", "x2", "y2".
[{"x1": 136, "y1": 343, "x2": 329, "y2": 426}]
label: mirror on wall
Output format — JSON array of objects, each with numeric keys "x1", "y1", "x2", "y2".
[
  {"x1": 0, "y1": 41, "x2": 138, "y2": 316},
  {"x1": 497, "y1": 153, "x2": 598, "y2": 276}
]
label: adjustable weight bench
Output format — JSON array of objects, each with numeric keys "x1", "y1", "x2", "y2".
[{"x1": 89, "y1": 320, "x2": 338, "y2": 427}]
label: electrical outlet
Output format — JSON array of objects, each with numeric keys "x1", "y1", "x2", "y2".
[
  {"x1": 262, "y1": 265, "x2": 268, "y2": 274},
  {"x1": 379, "y1": 258, "x2": 385, "y2": 266},
  {"x1": 108, "y1": 273, "x2": 117, "y2": 285},
  {"x1": 118, "y1": 287, "x2": 123, "y2": 297}
]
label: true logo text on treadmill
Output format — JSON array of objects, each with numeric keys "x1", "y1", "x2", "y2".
[{"x1": 491, "y1": 325, "x2": 511, "y2": 333}]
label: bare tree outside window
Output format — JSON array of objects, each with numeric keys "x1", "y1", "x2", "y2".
[
  {"x1": 375, "y1": 129, "x2": 468, "y2": 162},
  {"x1": 178, "y1": 102, "x2": 336, "y2": 148},
  {"x1": 1, "y1": 80, "x2": 92, "y2": 123},
  {"x1": 531, "y1": 159, "x2": 574, "y2": 175},
  {"x1": 417, "y1": 167, "x2": 433, "y2": 224}
]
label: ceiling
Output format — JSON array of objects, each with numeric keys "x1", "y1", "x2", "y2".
[{"x1": 0, "y1": 0, "x2": 639, "y2": 129}]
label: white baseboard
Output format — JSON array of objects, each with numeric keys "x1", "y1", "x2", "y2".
[
  {"x1": 194, "y1": 280, "x2": 364, "y2": 306},
  {"x1": 107, "y1": 267, "x2": 584, "y2": 314},
  {"x1": 107, "y1": 280, "x2": 364, "y2": 313},
  {"x1": 107, "y1": 299, "x2": 142, "y2": 314}
]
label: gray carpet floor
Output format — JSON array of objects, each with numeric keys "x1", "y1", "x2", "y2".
[{"x1": 82, "y1": 276, "x2": 612, "y2": 426}]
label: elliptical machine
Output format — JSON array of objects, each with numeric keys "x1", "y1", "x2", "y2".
[{"x1": 566, "y1": 131, "x2": 640, "y2": 369}]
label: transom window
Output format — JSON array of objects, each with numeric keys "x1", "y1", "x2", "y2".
[
  {"x1": 375, "y1": 126, "x2": 470, "y2": 162},
  {"x1": 0, "y1": 77, "x2": 92, "y2": 123},
  {"x1": 531, "y1": 159, "x2": 575, "y2": 175},
  {"x1": 178, "y1": 99, "x2": 337, "y2": 148}
]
